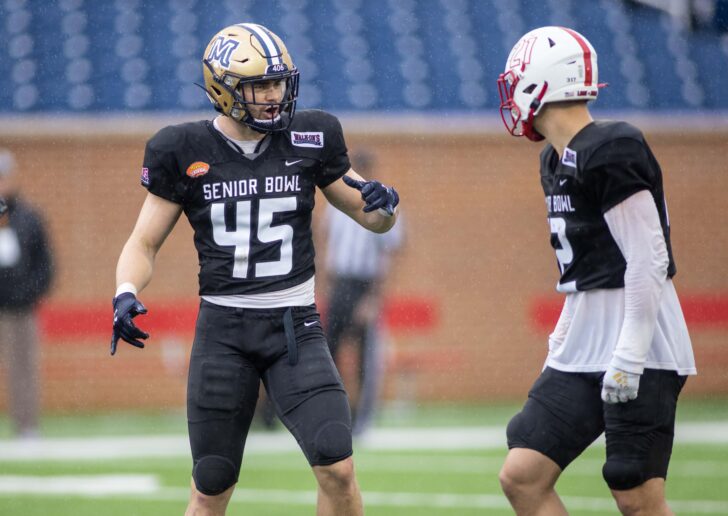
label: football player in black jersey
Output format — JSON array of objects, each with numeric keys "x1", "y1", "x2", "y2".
[
  {"x1": 110, "y1": 23, "x2": 399, "y2": 516},
  {"x1": 496, "y1": 27, "x2": 695, "y2": 515}
]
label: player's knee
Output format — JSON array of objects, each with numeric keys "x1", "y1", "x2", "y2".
[
  {"x1": 315, "y1": 456, "x2": 356, "y2": 493},
  {"x1": 602, "y1": 459, "x2": 645, "y2": 491},
  {"x1": 610, "y1": 478, "x2": 669, "y2": 516},
  {"x1": 499, "y1": 458, "x2": 532, "y2": 499},
  {"x1": 498, "y1": 465, "x2": 518, "y2": 499},
  {"x1": 193, "y1": 455, "x2": 238, "y2": 496},
  {"x1": 311, "y1": 421, "x2": 352, "y2": 464},
  {"x1": 612, "y1": 495, "x2": 643, "y2": 516},
  {"x1": 502, "y1": 415, "x2": 530, "y2": 495}
]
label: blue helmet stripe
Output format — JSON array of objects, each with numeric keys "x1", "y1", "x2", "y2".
[
  {"x1": 237, "y1": 23, "x2": 282, "y2": 66},
  {"x1": 253, "y1": 24, "x2": 283, "y2": 58}
]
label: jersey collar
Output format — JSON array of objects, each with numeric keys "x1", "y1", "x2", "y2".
[{"x1": 205, "y1": 120, "x2": 273, "y2": 162}]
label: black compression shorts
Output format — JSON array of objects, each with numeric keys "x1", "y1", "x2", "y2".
[
  {"x1": 506, "y1": 367, "x2": 686, "y2": 488},
  {"x1": 187, "y1": 301, "x2": 353, "y2": 483}
]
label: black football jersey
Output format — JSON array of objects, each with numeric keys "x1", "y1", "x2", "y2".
[
  {"x1": 539, "y1": 121, "x2": 676, "y2": 293},
  {"x1": 141, "y1": 110, "x2": 350, "y2": 296}
]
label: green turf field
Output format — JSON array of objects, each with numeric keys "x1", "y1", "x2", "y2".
[{"x1": 1, "y1": 401, "x2": 727, "y2": 515}]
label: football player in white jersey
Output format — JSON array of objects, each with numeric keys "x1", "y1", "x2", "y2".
[{"x1": 496, "y1": 26, "x2": 695, "y2": 515}]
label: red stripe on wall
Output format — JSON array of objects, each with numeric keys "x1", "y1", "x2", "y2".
[
  {"x1": 38, "y1": 296, "x2": 439, "y2": 341},
  {"x1": 382, "y1": 296, "x2": 438, "y2": 331},
  {"x1": 530, "y1": 293, "x2": 728, "y2": 331}
]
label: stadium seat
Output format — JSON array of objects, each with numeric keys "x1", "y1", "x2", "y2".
[{"x1": 0, "y1": 0, "x2": 724, "y2": 113}]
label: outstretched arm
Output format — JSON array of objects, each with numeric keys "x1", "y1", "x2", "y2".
[{"x1": 322, "y1": 169, "x2": 399, "y2": 234}]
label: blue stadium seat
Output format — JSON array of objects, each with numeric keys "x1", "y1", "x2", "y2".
[{"x1": 0, "y1": 0, "x2": 724, "y2": 114}]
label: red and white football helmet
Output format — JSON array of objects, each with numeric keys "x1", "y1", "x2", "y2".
[{"x1": 497, "y1": 26, "x2": 601, "y2": 141}]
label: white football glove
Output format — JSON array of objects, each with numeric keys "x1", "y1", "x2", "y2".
[{"x1": 601, "y1": 364, "x2": 641, "y2": 404}]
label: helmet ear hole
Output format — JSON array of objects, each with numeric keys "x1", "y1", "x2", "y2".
[
  {"x1": 210, "y1": 85, "x2": 222, "y2": 96},
  {"x1": 523, "y1": 84, "x2": 537, "y2": 94}
]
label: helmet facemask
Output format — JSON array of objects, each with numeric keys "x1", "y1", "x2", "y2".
[
  {"x1": 497, "y1": 70, "x2": 548, "y2": 142},
  {"x1": 204, "y1": 60, "x2": 299, "y2": 133}
]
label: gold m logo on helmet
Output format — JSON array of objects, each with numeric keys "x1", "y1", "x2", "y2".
[{"x1": 206, "y1": 37, "x2": 239, "y2": 69}]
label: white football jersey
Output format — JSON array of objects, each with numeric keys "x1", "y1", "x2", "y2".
[{"x1": 545, "y1": 280, "x2": 696, "y2": 375}]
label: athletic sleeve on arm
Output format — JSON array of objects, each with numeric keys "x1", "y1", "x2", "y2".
[
  {"x1": 584, "y1": 138, "x2": 653, "y2": 214},
  {"x1": 604, "y1": 190, "x2": 669, "y2": 374},
  {"x1": 315, "y1": 114, "x2": 351, "y2": 189},
  {"x1": 141, "y1": 127, "x2": 187, "y2": 204}
]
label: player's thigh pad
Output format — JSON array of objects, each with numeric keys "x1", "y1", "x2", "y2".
[
  {"x1": 602, "y1": 369, "x2": 687, "y2": 491},
  {"x1": 187, "y1": 303, "x2": 261, "y2": 493},
  {"x1": 507, "y1": 367, "x2": 605, "y2": 470},
  {"x1": 265, "y1": 305, "x2": 353, "y2": 466}
]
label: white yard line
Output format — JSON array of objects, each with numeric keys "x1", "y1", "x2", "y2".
[
  {"x1": 1, "y1": 483, "x2": 727, "y2": 513},
  {"x1": 248, "y1": 454, "x2": 728, "y2": 478},
  {"x1": 0, "y1": 474, "x2": 159, "y2": 495},
  {"x1": 0, "y1": 422, "x2": 726, "y2": 462}
]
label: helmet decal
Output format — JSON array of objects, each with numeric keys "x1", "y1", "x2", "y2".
[
  {"x1": 266, "y1": 63, "x2": 289, "y2": 74},
  {"x1": 206, "y1": 37, "x2": 240, "y2": 69},
  {"x1": 561, "y1": 27, "x2": 593, "y2": 86},
  {"x1": 237, "y1": 23, "x2": 283, "y2": 65},
  {"x1": 508, "y1": 36, "x2": 537, "y2": 72}
]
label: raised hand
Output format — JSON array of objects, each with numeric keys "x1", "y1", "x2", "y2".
[{"x1": 343, "y1": 175, "x2": 399, "y2": 216}]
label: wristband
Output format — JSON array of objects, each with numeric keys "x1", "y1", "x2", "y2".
[{"x1": 115, "y1": 282, "x2": 138, "y2": 297}]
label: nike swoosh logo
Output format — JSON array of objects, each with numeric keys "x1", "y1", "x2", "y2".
[
  {"x1": 559, "y1": 179, "x2": 568, "y2": 186},
  {"x1": 304, "y1": 321, "x2": 318, "y2": 327},
  {"x1": 286, "y1": 159, "x2": 303, "y2": 166}
]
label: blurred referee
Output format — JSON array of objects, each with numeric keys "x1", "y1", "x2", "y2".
[
  {"x1": 324, "y1": 150, "x2": 404, "y2": 437},
  {"x1": 0, "y1": 149, "x2": 54, "y2": 438}
]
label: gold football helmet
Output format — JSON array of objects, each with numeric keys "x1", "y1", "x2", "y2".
[{"x1": 202, "y1": 23, "x2": 299, "y2": 133}]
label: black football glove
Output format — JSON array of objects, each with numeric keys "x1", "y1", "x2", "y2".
[
  {"x1": 342, "y1": 175, "x2": 399, "y2": 216},
  {"x1": 0, "y1": 197, "x2": 7, "y2": 217},
  {"x1": 110, "y1": 292, "x2": 149, "y2": 356}
]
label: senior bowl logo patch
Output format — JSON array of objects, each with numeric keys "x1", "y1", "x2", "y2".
[
  {"x1": 186, "y1": 161, "x2": 210, "y2": 178},
  {"x1": 562, "y1": 147, "x2": 577, "y2": 168},
  {"x1": 291, "y1": 131, "x2": 324, "y2": 148},
  {"x1": 140, "y1": 167, "x2": 150, "y2": 185}
]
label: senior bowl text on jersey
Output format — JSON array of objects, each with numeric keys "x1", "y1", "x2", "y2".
[{"x1": 141, "y1": 109, "x2": 350, "y2": 295}]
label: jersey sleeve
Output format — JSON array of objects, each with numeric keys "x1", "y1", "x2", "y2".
[
  {"x1": 141, "y1": 126, "x2": 187, "y2": 204},
  {"x1": 582, "y1": 137, "x2": 654, "y2": 214},
  {"x1": 315, "y1": 114, "x2": 351, "y2": 188}
]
